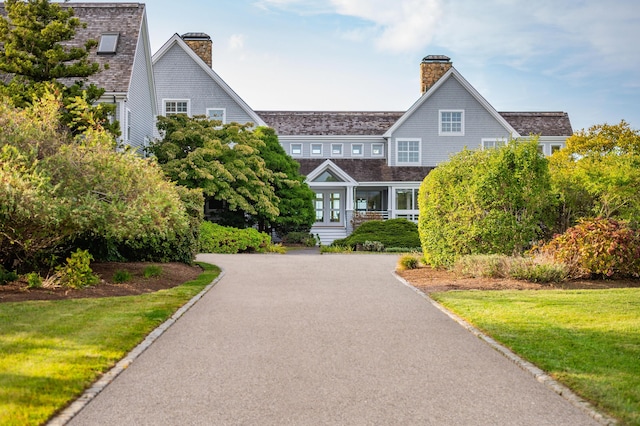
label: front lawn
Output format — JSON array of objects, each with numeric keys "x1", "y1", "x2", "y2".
[
  {"x1": 431, "y1": 288, "x2": 640, "y2": 425},
  {"x1": 0, "y1": 262, "x2": 220, "y2": 426}
]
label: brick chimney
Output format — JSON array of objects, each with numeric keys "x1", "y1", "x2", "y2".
[
  {"x1": 181, "y1": 32, "x2": 212, "y2": 68},
  {"x1": 420, "y1": 55, "x2": 452, "y2": 94}
]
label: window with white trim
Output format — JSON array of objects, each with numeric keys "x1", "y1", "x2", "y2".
[
  {"x1": 331, "y1": 143, "x2": 343, "y2": 156},
  {"x1": 98, "y1": 32, "x2": 119, "y2": 54},
  {"x1": 164, "y1": 100, "x2": 189, "y2": 116},
  {"x1": 290, "y1": 144, "x2": 302, "y2": 156},
  {"x1": 439, "y1": 110, "x2": 464, "y2": 135},
  {"x1": 551, "y1": 144, "x2": 562, "y2": 154},
  {"x1": 351, "y1": 144, "x2": 363, "y2": 156},
  {"x1": 396, "y1": 139, "x2": 420, "y2": 164},
  {"x1": 395, "y1": 188, "x2": 419, "y2": 222},
  {"x1": 206, "y1": 108, "x2": 226, "y2": 123},
  {"x1": 482, "y1": 138, "x2": 506, "y2": 150},
  {"x1": 126, "y1": 109, "x2": 132, "y2": 143},
  {"x1": 371, "y1": 143, "x2": 384, "y2": 157},
  {"x1": 311, "y1": 144, "x2": 322, "y2": 156}
]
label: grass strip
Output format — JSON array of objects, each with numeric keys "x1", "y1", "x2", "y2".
[
  {"x1": 431, "y1": 288, "x2": 640, "y2": 425},
  {"x1": 0, "y1": 262, "x2": 220, "y2": 426}
]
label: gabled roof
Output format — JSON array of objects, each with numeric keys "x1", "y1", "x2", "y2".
[
  {"x1": 499, "y1": 112, "x2": 573, "y2": 136},
  {"x1": 299, "y1": 159, "x2": 434, "y2": 182},
  {"x1": 153, "y1": 33, "x2": 266, "y2": 127},
  {"x1": 256, "y1": 111, "x2": 404, "y2": 136},
  {"x1": 384, "y1": 67, "x2": 520, "y2": 137}
]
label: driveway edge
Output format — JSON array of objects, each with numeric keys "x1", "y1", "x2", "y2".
[
  {"x1": 392, "y1": 271, "x2": 618, "y2": 426},
  {"x1": 46, "y1": 268, "x2": 226, "y2": 426}
]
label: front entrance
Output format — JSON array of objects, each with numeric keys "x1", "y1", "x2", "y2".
[{"x1": 314, "y1": 190, "x2": 343, "y2": 225}]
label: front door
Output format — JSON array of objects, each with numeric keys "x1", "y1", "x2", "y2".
[{"x1": 314, "y1": 190, "x2": 343, "y2": 225}]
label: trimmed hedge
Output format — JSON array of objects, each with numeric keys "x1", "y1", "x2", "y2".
[
  {"x1": 332, "y1": 218, "x2": 420, "y2": 249},
  {"x1": 199, "y1": 222, "x2": 271, "y2": 254}
]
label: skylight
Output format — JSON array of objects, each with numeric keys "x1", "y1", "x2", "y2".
[{"x1": 98, "y1": 32, "x2": 119, "y2": 54}]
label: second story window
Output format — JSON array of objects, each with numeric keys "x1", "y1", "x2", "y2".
[
  {"x1": 397, "y1": 139, "x2": 420, "y2": 164},
  {"x1": 331, "y1": 144, "x2": 343, "y2": 157},
  {"x1": 311, "y1": 144, "x2": 323, "y2": 156},
  {"x1": 290, "y1": 144, "x2": 302, "y2": 156},
  {"x1": 206, "y1": 108, "x2": 226, "y2": 123},
  {"x1": 98, "y1": 32, "x2": 119, "y2": 54},
  {"x1": 372, "y1": 143, "x2": 384, "y2": 157},
  {"x1": 164, "y1": 100, "x2": 189, "y2": 116},
  {"x1": 440, "y1": 110, "x2": 464, "y2": 135}
]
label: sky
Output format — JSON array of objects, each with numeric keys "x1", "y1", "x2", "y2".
[{"x1": 89, "y1": 0, "x2": 639, "y2": 132}]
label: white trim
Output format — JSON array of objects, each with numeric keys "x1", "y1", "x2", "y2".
[
  {"x1": 305, "y1": 160, "x2": 358, "y2": 185},
  {"x1": 310, "y1": 143, "x2": 323, "y2": 157},
  {"x1": 206, "y1": 107, "x2": 226, "y2": 123},
  {"x1": 396, "y1": 138, "x2": 421, "y2": 165},
  {"x1": 152, "y1": 34, "x2": 266, "y2": 127},
  {"x1": 138, "y1": 12, "x2": 158, "y2": 118},
  {"x1": 481, "y1": 138, "x2": 507, "y2": 150},
  {"x1": 351, "y1": 143, "x2": 364, "y2": 157},
  {"x1": 163, "y1": 98, "x2": 190, "y2": 116},
  {"x1": 371, "y1": 143, "x2": 385, "y2": 157},
  {"x1": 439, "y1": 110, "x2": 465, "y2": 136},
  {"x1": 290, "y1": 143, "x2": 302, "y2": 157},
  {"x1": 125, "y1": 108, "x2": 132, "y2": 143},
  {"x1": 383, "y1": 68, "x2": 520, "y2": 138},
  {"x1": 331, "y1": 143, "x2": 343, "y2": 157}
]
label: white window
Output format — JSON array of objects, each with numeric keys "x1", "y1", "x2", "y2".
[
  {"x1": 371, "y1": 143, "x2": 384, "y2": 157},
  {"x1": 439, "y1": 110, "x2": 464, "y2": 135},
  {"x1": 482, "y1": 138, "x2": 506, "y2": 150},
  {"x1": 164, "y1": 99, "x2": 189, "y2": 116},
  {"x1": 395, "y1": 188, "x2": 420, "y2": 222},
  {"x1": 98, "y1": 32, "x2": 119, "y2": 54},
  {"x1": 396, "y1": 139, "x2": 421, "y2": 164},
  {"x1": 331, "y1": 143, "x2": 343, "y2": 156},
  {"x1": 311, "y1": 144, "x2": 323, "y2": 156},
  {"x1": 126, "y1": 109, "x2": 132, "y2": 143},
  {"x1": 290, "y1": 143, "x2": 302, "y2": 156},
  {"x1": 351, "y1": 144, "x2": 363, "y2": 156},
  {"x1": 206, "y1": 108, "x2": 226, "y2": 123}
]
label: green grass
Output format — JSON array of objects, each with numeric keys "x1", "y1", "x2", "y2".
[
  {"x1": 0, "y1": 262, "x2": 220, "y2": 426},
  {"x1": 431, "y1": 288, "x2": 640, "y2": 425}
]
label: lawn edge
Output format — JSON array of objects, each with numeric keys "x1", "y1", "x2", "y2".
[
  {"x1": 392, "y1": 271, "x2": 619, "y2": 426},
  {"x1": 46, "y1": 263, "x2": 226, "y2": 426}
]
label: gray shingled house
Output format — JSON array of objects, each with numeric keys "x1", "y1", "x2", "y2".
[
  {"x1": 153, "y1": 35, "x2": 572, "y2": 244},
  {"x1": 0, "y1": 2, "x2": 157, "y2": 151}
]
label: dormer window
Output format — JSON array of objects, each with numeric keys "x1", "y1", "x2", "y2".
[{"x1": 98, "y1": 32, "x2": 119, "y2": 54}]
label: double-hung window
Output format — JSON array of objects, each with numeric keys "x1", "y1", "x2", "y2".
[
  {"x1": 396, "y1": 139, "x2": 421, "y2": 165},
  {"x1": 164, "y1": 99, "x2": 189, "y2": 116},
  {"x1": 439, "y1": 110, "x2": 464, "y2": 135}
]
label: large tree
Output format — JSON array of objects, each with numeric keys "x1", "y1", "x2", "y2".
[
  {"x1": 0, "y1": 0, "x2": 117, "y2": 135},
  {"x1": 549, "y1": 120, "x2": 640, "y2": 230},
  {"x1": 148, "y1": 115, "x2": 280, "y2": 227}
]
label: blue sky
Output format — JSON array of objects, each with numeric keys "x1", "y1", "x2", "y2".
[{"x1": 92, "y1": 0, "x2": 639, "y2": 132}]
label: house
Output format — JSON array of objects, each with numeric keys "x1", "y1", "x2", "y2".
[
  {"x1": 0, "y1": 2, "x2": 157, "y2": 151},
  {"x1": 152, "y1": 35, "x2": 572, "y2": 244}
]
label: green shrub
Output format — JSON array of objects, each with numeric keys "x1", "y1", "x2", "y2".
[
  {"x1": 281, "y1": 232, "x2": 318, "y2": 247},
  {"x1": 397, "y1": 254, "x2": 420, "y2": 270},
  {"x1": 25, "y1": 272, "x2": 42, "y2": 288},
  {"x1": 385, "y1": 247, "x2": 422, "y2": 253},
  {"x1": 320, "y1": 245, "x2": 354, "y2": 253},
  {"x1": 361, "y1": 241, "x2": 385, "y2": 252},
  {"x1": 143, "y1": 265, "x2": 163, "y2": 278},
  {"x1": 509, "y1": 258, "x2": 568, "y2": 283},
  {"x1": 199, "y1": 222, "x2": 271, "y2": 254},
  {"x1": 0, "y1": 266, "x2": 18, "y2": 285},
  {"x1": 332, "y1": 219, "x2": 420, "y2": 249},
  {"x1": 538, "y1": 217, "x2": 640, "y2": 278},
  {"x1": 453, "y1": 254, "x2": 511, "y2": 279},
  {"x1": 113, "y1": 270, "x2": 132, "y2": 283},
  {"x1": 55, "y1": 249, "x2": 99, "y2": 289}
]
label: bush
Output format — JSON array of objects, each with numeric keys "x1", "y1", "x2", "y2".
[
  {"x1": 320, "y1": 245, "x2": 354, "y2": 253},
  {"x1": 199, "y1": 222, "x2": 272, "y2": 254},
  {"x1": 332, "y1": 219, "x2": 420, "y2": 250},
  {"x1": 25, "y1": 272, "x2": 42, "y2": 288},
  {"x1": 281, "y1": 232, "x2": 318, "y2": 247},
  {"x1": 397, "y1": 254, "x2": 420, "y2": 270},
  {"x1": 538, "y1": 217, "x2": 640, "y2": 278},
  {"x1": 55, "y1": 249, "x2": 99, "y2": 289},
  {"x1": 113, "y1": 270, "x2": 132, "y2": 283},
  {"x1": 509, "y1": 258, "x2": 568, "y2": 283},
  {"x1": 0, "y1": 266, "x2": 19, "y2": 285},
  {"x1": 360, "y1": 241, "x2": 385, "y2": 252},
  {"x1": 452, "y1": 254, "x2": 568, "y2": 283},
  {"x1": 453, "y1": 254, "x2": 511, "y2": 278},
  {"x1": 143, "y1": 265, "x2": 163, "y2": 278}
]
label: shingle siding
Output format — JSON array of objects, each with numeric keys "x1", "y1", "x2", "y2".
[{"x1": 154, "y1": 45, "x2": 257, "y2": 125}]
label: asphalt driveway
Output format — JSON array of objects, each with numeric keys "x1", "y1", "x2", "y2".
[{"x1": 67, "y1": 253, "x2": 600, "y2": 425}]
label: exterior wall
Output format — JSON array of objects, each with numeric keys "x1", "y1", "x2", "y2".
[
  {"x1": 154, "y1": 45, "x2": 257, "y2": 125},
  {"x1": 280, "y1": 136, "x2": 387, "y2": 160},
  {"x1": 123, "y1": 27, "x2": 156, "y2": 151},
  {"x1": 389, "y1": 76, "x2": 512, "y2": 167}
]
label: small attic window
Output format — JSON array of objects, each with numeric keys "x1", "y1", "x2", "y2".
[{"x1": 98, "y1": 33, "x2": 119, "y2": 54}]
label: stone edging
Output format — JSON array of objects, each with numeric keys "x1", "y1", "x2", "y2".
[
  {"x1": 392, "y1": 271, "x2": 618, "y2": 426},
  {"x1": 46, "y1": 268, "x2": 226, "y2": 426}
]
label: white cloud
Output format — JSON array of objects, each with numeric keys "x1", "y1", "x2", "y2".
[{"x1": 228, "y1": 34, "x2": 246, "y2": 51}]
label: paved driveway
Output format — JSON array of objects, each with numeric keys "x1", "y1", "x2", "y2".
[{"x1": 67, "y1": 254, "x2": 599, "y2": 425}]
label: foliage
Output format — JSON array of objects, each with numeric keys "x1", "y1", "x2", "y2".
[
  {"x1": 452, "y1": 254, "x2": 511, "y2": 279},
  {"x1": 198, "y1": 222, "x2": 272, "y2": 254},
  {"x1": 332, "y1": 219, "x2": 421, "y2": 249},
  {"x1": 549, "y1": 120, "x2": 640, "y2": 229},
  {"x1": 24, "y1": 272, "x2": 43, "y2": 288},
  {"x1": 537, "y1": 217, "x2": 640, "y2": 278},
  {"x1": 0, "y1": 262, "x2": 219, "y2": 426},
  {"x1": 419, "y1": 139, "x2": 556, "y2": 267},
  {"x1": 112, "y1": 270, "x2": 132, "y2": 283},
  {"x1": 453, "y1": 254, "x2": 567, "y2": 283},
  {"x1": 431, "y1": 289, "x2": 640, "y2": 425},
  {"x1": 143, "y1": 265, "x2": 163, "y2": 279},
  {"x1": 0, "y1": 0, "x2": 118, "y2": 136},
  {"x1": 320, "y1": 245, "x2": 354, "y2": 253},
  {"x1": 361, "y1": 241, "x2": 385, "y2": 252},
  {"x1": 148, "y1": 115, "x2": 280, "y2": 226},
  {"x1": 0, "y1": 92, "x2": 197, "y2": 270},
  {"x1": 281, "y1": 232, "x2": 318, "y2": 247},
  {"x1": 55, "y1": 249, "x2": 98, "y2": 289},
  {"x1": 508, "y1": 259, "x2": 568, "y2": 283},
  {"x1": 254, "y1": 127, "x2": 315, "y2": 235},
  {"x1": 397, "y1": 254, "x2": 420, "y2": 270},
  {"x1": 0, "y1": 266, "x2": 18, "y2": 285}
]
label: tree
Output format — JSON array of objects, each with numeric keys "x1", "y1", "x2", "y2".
[
  {"x1": 254, "y1": 127, "x2": 315, "y2": 235},
  {"x1": 549, "y1": 120, "x2": 640, "y2": 229},
  {"x1": 419, "y1": 138, "x2": 556, "y2": 267},
  {"x1": 0, "y1": 0, "x2": 118, "y2": 135},
  {"x1": 148, "y1": 115, "x2": 280, "y2": 227}
]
